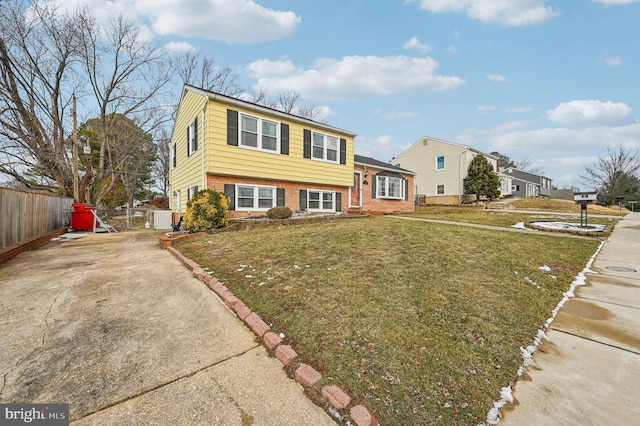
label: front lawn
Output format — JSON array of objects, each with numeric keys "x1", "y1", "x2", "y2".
[{"x1": 175, "y1": 217, "x2": 600, "y2": 425}]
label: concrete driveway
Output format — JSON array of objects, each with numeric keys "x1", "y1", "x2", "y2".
[{"x1": 0, "y1": 230, "x2": 334, "y2": 425}]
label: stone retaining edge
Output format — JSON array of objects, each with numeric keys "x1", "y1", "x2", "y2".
[
  {"x1": 0, "y1": 227, "x2": 67, "y2": 264},
  {"x1": 166, "y1": 246, "x2": 380, "y2": 426}
]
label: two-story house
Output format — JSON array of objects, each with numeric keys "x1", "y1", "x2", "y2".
[
  {"x1": 170, "y1": 85, "x2": 360, "y2": 220},
  {"x1": 498, "y1": 167, "x2": 552, "y2": 198},
  {"x1": 391, "y1": 136, "x2": 498, "y2": 204}
]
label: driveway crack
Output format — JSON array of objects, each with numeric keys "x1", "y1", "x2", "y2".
[{"x1": 0, "y1": 272, "x2": 85, "y2": 400}]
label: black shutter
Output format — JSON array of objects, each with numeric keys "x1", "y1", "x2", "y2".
[
  {"x1": 276, "y1": 188, "x2": 285, "y2": 207},
  {"x1": 340, "y1": 138, "x2": 347, "y2": 165},
  {"x1": 280, "y1": 124, "x2": 289, "y2": 155},
  {"x1": 299, "y1": 190, "x2": 307, "y2": 211},
  {"x1": 371, "y1": 174, "x2": 377, "y2": 199},
  {"x1": 404, "y1": 179, "x2": 409, "y2": 201},
  {"x1": 303, "y1": 129, "x2": 311, "y2": 158},
  {"x1": 186, "y1": 124, "x2": 190, "y2": 157},
  {"x1": 227, "y1": 109, "x2": 238, "y2": 146},
  {"x1": 336, "y1": 192, "x2": 342, "y2": 211},
  {"x1": 193, "y1": 117, "x2": 198, "y2": 152},
  {"x1": 224, "y1": 184, "x2": 235, "y2": 210},
  {"x1": 172, "y1": 144, "x2": 176, "y2": 168}
]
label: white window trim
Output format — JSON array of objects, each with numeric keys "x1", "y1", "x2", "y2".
[
  {"x1": 436, "y1": 155, "x2": 446, "y2": 170},
  {"x1": 436, "y1": 184, "x2": 445, "y2": 196},
  {"x1": 239, "y1": 112, "x2": 280, "y2": 154},
  {"x1": 188, "y1": 120, "x2": 197, "y2": 156},
  {"x1": 311, "y1": 131, "x2": 340, "y2": 164},
  {"x1": 235, "y1": 184, "x2": 276, "y2": 212},
  {"x1": 187, "y1": 185, "x2": 198, "y2": 200},
  {"x1": 376, "y1": 175, "x2": 405, "y2": 200},
  {"x1": 306, "y1": 189, "x2": 336, "y2": 212}
]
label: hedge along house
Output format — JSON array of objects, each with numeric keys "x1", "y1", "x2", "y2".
[
  {"x1": 169, "y1": 85, "x2": 357, "y2": 220},
  {"x1": 349, "y1": 155, "x2": 415, "y2": 214}
]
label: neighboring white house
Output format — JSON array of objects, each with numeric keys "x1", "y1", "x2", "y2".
[{"x1": 392, "y1": 136, "x2": 498, "y2": 204}]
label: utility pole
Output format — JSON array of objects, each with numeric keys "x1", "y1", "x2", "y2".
[{"x1": 73, "y1": 94, "x2": 79, "y2": 202}]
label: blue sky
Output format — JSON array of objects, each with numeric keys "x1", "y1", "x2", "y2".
[{"x1": 63, "y1": 0, "x2": 640, "y2": 190}]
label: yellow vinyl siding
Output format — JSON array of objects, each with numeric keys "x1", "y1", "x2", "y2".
[
  {"x1": 171, "y1": 90, "x2": 207, "y2": 213},
  {"x1": 205, "y1": 100, "x2": 354, "y2": 186}
]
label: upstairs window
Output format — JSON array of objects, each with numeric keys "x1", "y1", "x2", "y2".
[
  {"x1": 436, "y1": 155, "x2": 445, "y2": 170},
  {"x1": 240, "y1": 113, "x2": 279, "y2": 153},
  {"x1": 312, "y1": 132, "x2": 339, "y2": 163},
  {"x1": 187, "y1": 118, "x2": 198, "y2": 156},
  {"x1": 171, "y1": 143, "x2": 176, "y2": 169}
]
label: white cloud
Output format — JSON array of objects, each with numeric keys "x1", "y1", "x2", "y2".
[
  {"x1": 134, "y1": 0, "x2": 301, "y2": 43},
  {"x1": 547, "y1": 100, "x2": 632, "y2": 125},
  {"x1": 48, "y1": 0, "x2": 300, "y2": 44},
  {"x1": 403, "y1": 36, "x2": 432, "y2": 54},
  {"x1": 477, "y1": 105, "x2": 496, "y2": 113},
  {"x1": 601, "y1": 55, "x2": 622, "y2": 67},
  {"x1": 246, "y1": 56, "x2": 466, "y2": 100},
  {"x1": 446, "y1": 44, "x2": 458, "y2": 53},
  {"x1": 486, "y1": 73, "x2": 509, "y2": 83},
  {"x1": 376, "y1": 109, "x2": 420, "y2": 120},
  {"x1": 165, "y1": 41, "x2": 197, "y2": 52},
  {"x1": 408, "y1": 0, "x2": 560, "y2": 27}
]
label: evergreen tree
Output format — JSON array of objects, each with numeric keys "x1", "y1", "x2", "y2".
[{"x1": 464, "y1": 154, "x2": 500, "y2": 199}]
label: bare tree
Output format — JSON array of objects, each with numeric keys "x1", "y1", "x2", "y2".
[
  {"x1": 173, "y1": 49, "x2": 243, "y2": 97},
  {"x1": 0, "y1": 0, "x2": 85, "y2": 195},
  {"x1": 580, "y1": 146, "x2": 640, "y2": 205},
  {"x1": 514, "y1": 155, "x2": 544, "y2": 175},
  {"x1": 151, "y1": 127, "x2": 171, "y2": 196},
  {"x1": 78, "y1": 12, "x2": 173, "y2": 206}
]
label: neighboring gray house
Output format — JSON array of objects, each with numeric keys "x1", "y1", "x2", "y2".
[{"x1": 498, "y1": 167, "x2": 552, "y2": 198}]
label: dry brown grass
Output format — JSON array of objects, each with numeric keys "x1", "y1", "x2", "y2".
[{"x1": 510, "y1": 198, "x2": 628, "y2": 215}]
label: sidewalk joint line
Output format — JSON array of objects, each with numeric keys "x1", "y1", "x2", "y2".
[
  {"x1": 553, "y1": 328, "x2": 640, "y2": 355},
  {"x1": 71, "y1": 344, "x2": 261, "y2": 422}
]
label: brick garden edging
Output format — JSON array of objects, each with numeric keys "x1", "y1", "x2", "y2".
[
  {"x1": 524, "y1": 222, "x2": 612, "y2": 238},
  {"x1": 166, "y1": 246, "x2": 380, "y2": 426}
]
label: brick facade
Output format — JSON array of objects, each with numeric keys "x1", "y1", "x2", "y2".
[
  {"x1": 206, "y1": 174, "x2": 348, "y2": 219},
  {"x1": 351, "y1": 165, "x2": 414, "y2": 214}
]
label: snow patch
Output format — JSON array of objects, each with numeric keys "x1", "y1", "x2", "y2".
[{"x1": 483, "y1": 240, "x2": 606, "y2": 425}]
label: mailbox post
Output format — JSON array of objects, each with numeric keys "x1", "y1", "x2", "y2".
[{"x1": 574, "y1": 192, "x2": 597, "y2": 227}]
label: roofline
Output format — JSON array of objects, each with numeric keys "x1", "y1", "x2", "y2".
[
  {"x1": 354, "y1": 157, "x2": 416, "y2": 175},
  {"x1": 183, "y1": 85, "x2": 358, "y2": 138},
  {"x1": 499, "y1": 166, "x2": 551, "y2": 180},
  {"x1": 392, "y1": 135, "x2": 498, "y2": 161}
]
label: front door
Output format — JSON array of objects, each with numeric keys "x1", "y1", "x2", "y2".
[{"x1": 350, "y1": 171, "x2": 362, "y2": 208}]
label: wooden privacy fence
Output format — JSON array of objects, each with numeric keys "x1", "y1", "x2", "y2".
[{"x1": 0, "y1": 187, "x2": 73, "y2": 249}]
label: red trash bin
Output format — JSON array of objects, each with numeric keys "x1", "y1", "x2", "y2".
[{"x1": 71, "y1": 203, "x2": 96, "y2": 231}]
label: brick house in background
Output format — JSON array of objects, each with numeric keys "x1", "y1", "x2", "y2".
[
  {"x1": 349, "y1": 155, "x2": 415, "y2": 214},
  {"x1": 172, "y1": 85, "x2": 417, "y2": 220}
]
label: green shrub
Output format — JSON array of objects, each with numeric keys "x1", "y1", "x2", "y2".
[
  {"x1": 266, "y1": 206, "x2": 292, "y2": 219},
  {"x1": 183, "y1": 189, "x2": 230, "y2": 232}
]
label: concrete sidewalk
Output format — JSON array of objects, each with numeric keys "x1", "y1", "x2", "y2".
[
  {"x1": 0, "y1": 231, "x2": 334, "y2": 425},
  {"x1": 500, "y1": 212, "x2": 640, "y2": 425}
]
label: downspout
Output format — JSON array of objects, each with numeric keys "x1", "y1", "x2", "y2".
[
  {"x1": 459, "y1": 148, "x2": 469, "y2": 204},
  {"x1": 201, "y1": 100, "x2": 207, "y2": 191}
]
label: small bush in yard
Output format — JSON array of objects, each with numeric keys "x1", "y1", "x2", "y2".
[
  {"x1": 183, "y1": 189, "x2": 230, "y2": 232},
  {"x1": 267, "y1": 206, "x2": 292, "y2": 219}
]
